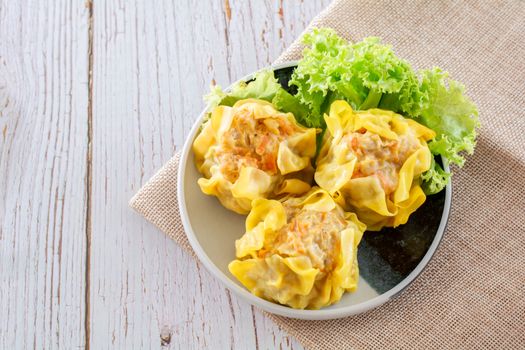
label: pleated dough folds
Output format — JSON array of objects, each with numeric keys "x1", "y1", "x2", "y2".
[
  {"x1": 315, "y1": 100, "x2": 435, "y2": 230},
  {"x1": 229, "y1": 188, "x2": 366, "y2": 309},
  {"x1": 193, "y1": 99, "x2": 317, "y2": 214}
]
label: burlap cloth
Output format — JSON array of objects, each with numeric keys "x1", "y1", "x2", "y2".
[{"x1": 130, "y1": 1, "x2": 525, "y2": 348}]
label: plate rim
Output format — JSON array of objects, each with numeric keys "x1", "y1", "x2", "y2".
[{"x1": 177, "y1": 61, "x2": 452, "y2": 320}]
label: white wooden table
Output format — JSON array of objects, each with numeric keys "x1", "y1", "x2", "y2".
[{"x1": 0, "y1": 1, "x2": 331, "y2": 348}]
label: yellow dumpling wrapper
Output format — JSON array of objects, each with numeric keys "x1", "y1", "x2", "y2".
[
  {"x1": 193, "y1": 99, "x2": 318, "y2": 214},
  {"x1": 315, "y1": 100, "x2": 435, "y2": 231},
  {"x1": 228, "y1": 187, "x2": 366, "y2": 309}
]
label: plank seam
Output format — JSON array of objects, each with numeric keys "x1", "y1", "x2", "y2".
[{"x1": 84, "y1": 0, "x2": 94, "y2": 349}]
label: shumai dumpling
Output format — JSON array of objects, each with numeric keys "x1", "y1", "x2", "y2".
[
  {"x1": 315, "y1": 100, "x2": 436, "y2": 231},
  {"x1": 193, "y1": 99, "x2": 317, "y2": 214},
  {"x1": 228, "y1": 187, "x2": 366, "y2": 309}
]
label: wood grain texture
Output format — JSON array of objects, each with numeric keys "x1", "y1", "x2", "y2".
[
  {"x1": 1, "y1": 0, "x2": 330, "y2": 348},
  {"x1": 0, "y1": 0, "x2": 89, "y2": 349}
]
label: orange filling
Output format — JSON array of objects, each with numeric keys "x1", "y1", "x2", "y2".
[
  {"x1": 214, "y1": 110, "x2": 298, "y2": 182},
  {"x1": 344, "y1": 130, "x2": 418, "y2": 194},
  {"x1": 258, "y1": 205, "x2": 346, "y2": 273}
]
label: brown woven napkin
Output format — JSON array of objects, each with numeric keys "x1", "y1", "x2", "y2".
[{"x1": 130, "y1": 0, "x2": 525, "y2": 348}]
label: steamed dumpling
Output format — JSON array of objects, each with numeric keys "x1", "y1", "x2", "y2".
[
  {"x1": 315, "y1": 100, "x2": 436, "y2": 231},
  {"x1": 193, "y1": 99, "x2": 317, "y2": 214},
  {"x1": 228, "y1": 188, "x2": 366, "y2": 309}
]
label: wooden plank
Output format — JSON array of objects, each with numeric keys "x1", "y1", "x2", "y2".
[
  {"x1": 89, "y1": 0, "x2": 329, "y2": 348},
  {"x1": 0, "y1": 0, "x2": 90, "y2": 348}
]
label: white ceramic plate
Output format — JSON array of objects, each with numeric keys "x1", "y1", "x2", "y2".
[{"x1": 178, "y1": 62, "x2": 451, "y2": 320}]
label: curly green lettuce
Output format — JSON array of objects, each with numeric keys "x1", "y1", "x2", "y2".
[
  {"x1": 419, "y1": 68, "x2": 479, "y2": 167},
  {"x1": 289, "y1": 29, "x2": 418, "y2": 119},
  {"x1": 289, "y1": 28, "x2": 478, "y2": 194},
  {"x1": 204, "y1": 70, "x2": 313, "y2": 127},
  {"x1": 204, "y1": 70, "x2": 282, "y2": 109},
  {"x1": 421, "y1": 158, "x2": 451, "y2": 195}
]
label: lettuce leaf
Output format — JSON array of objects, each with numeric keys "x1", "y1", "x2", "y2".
[
  {"x1": 421, "y1": 158, "x2": 451, "y2": 195},
  {"x1": 271, "y1": 89, "x2": 311, "y2": 127},
  {"x1": 289, "y1": 29, "x2": 418, "y2": 121},
  {"x1": 204, "y1": 84, "x2": 227, "y2": 111},
  {"x1": 204, "y1": 70, "x2": 315, "y2": 127},
  {"x1": 418, "y1": 68, "x2": 479, "y2": 167},
  {"x1": 288, "y1": 28, "x2": 478, "y2": 194},
  {"x1": 288, "y1": 28, "x2": 360, "y2": 118},
  {"x1": 205, "y1": 70, "x2": 283, "y2": 109},
  {"x1": 351, "y1": 37, "x2": 415, "y2": 96},
  {"x1": 379, "y1": 71, "x2": 428, "y2": 117}
]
